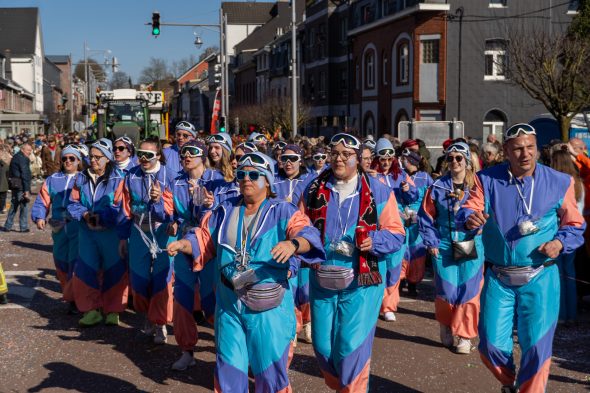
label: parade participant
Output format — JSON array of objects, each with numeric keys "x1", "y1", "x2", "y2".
[
  {"x1": 207, "y1": 133, "x2": 234, "y2": 186},
  {"x1": 72, "y1": 144, "x2": 89, "y2": 168},
  {"x1": 400, "y1": 150, "x2": 433, "y2": 296},
  {"x1": 167, "y1": 151, "x2": 325, "y2": 392},
  {"x1": 113, "y1": 136, "x2": 137, "y2": 173},
  {"x1": 300, "y1": 133, "x2": 405, "y2": 392},
  {"x1": 31, "y1": 145, "x2": 82, "y2": 313},
  {"x1": 163, "y1": 121, "x2": 197, "y2": 176},
  {"x1": 68, "y1": 138, "x2": 128, "y2": 327},
  {"x1": 310, "y1": 148, "x2": 329, "y2": 175},
  {"x1": 117, "y1": 138, "x2": 175, "y2": 344},
  {"x1": 272, "y1": 141, "x2": 287, "y2": 173},
  {"x1": 417, "y1": 142, "x2": 483, "y2": 354},
  {"x1": 214, "y1": 142, "x2": 257, "y2": 206},
  {"x1": 248, "y1": 131, "x2": 269, "y2": 153},
  {"x1": 457, "y1": 124, "x2": 586, "y2": 393},
  {"x1": 372, "y1": 138, "x2": 418, "y2": 322},
  {"x1": 362, "y1": 138, "x2": 376, "y2": 154},
  {"x1": 275, "y1": 144, "x2": 316, "y2": 205},
  {"x1": 359, "y1": 144, "x2": 374, "y2": 174},
  {"x1": 168, "y1": 140, "x2": 216, "y2": 370}
]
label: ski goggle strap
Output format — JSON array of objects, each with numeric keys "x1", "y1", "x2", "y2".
[
  {"x1": 330, "y1": 133, "x2": 361, "y2": 150},
  {"x1": 504, "y1": 123, "x2": 536, "y2": 141},
  {"x1": 180, "y1": 145, "x2": 204, "y2": 158}
]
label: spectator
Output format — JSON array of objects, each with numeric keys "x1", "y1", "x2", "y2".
[
  {"x1": 41, "y1": 135, "x2": 62, "y2": 177},
  {"x1": 0, "y1": 146, "x2": 11, "y2": 213},
  {"x1": 1, "y1": 142, "x2": 33, "y2": 232},
  {"x1": 481, "y1": 143, "x2": 502, "y2": 168}
]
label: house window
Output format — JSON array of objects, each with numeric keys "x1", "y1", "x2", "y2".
[
  {"x1": 364, "y1": 49, "x2": 375, "y2": 89},
  {"x1": 568, "y1": 0, "x2": 579, "y2": 13},
  {"x1": 422, "y1": 40, "x2": 439, "y2": 64},
  {"x1": 398, "y1": 42, "x2": 410, "y2": 85},
  {"x1": 484, "y1": 39, "x2": 507, "y2": 80},
  {"x1": 382, "y1": 52, "x2": 388, "y2": 85},
  {"x1": 489, "y1": 0, "x2": 507, "y2": 8}
]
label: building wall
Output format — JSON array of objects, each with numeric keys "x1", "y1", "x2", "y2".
[{"x1": 227, "y1": 24, "x2": 263, "y2": 56}]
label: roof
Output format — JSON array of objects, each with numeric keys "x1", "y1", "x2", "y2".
[
  {"x1": 0, "y1": 8, "x2": 39, "y2": 56},
  {"x1": 222, "y1": 1, "x2": 275, "y2": 25},
  {"x1": 233, "y1": 0, "x2": 304, "y2": 53},
  {"x1": 46, "y1": 55, "x2": 70, "y2": 64}
]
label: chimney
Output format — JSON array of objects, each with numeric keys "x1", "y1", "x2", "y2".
[{"x1": 3, "y1": 49, "x2": 12, "y2": 80}]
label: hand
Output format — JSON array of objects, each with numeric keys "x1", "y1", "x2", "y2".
[
  {"x1": 538, "y1": 240, "x2": 563, "y2": 259},
  {"x1": 466, "y1": 211, "x2": 489, "y2": 230},
  {"x1": 150, "y1": 181, "x2": 162, "y2": 203},
  {"x1": 401, "y1": 182, "x2": 410, "y2": 193},
  {"x1": 118, "y1": 240, "x2": 128, "y2": 259},
  {"x1": 36, "y1": 219, "x2": 46, "y2": 230},
  {"x1": 167, "y1": 222, "x2": 178, "y2": 237},
  {"x1": 365, "y1": 169, "x2": 378, "y2": 177},
  {"x1": 567, "y1": 142, "x2": 578, "y2": 158},
  {"x1": 202, "y1": 189, "x2": 214, "y2": 208},
  {"x1": 359, "y1": 236, "x2": 373, "y2": 252},
  {"x1": 271, "y1": 240, "x2": 297, "y2": 264},
  {"x1": 167, "y1": 240, "x2": 186, "y2": 257},
  {"x1": 24, "y1": 191, "x2": 30, "y2": 198},
  {"x1": 428, "y1": 247, "x2": 439, "y2": 258}
]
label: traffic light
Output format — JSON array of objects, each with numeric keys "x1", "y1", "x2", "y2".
[
  {"x1": 213, "y1": 64, "x2": 222, "y2": 86},
  {"x1": 152, "y1": 12, "x2": 160, "y2": 36},
  {"x1": 219, "y1": 116, "x2": 226, "y2": 133}
]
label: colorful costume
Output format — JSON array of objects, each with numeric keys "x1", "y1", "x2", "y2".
[
  {"x1": 185, "y1": 197, "x2": 325, "y2": 392},
  {"x1": 68, "y1": 167, "x2": 128, "y2": 314},
  {"x1": 301, "y1": 170, "x2": 405, "y2": 392},
  {"x1": 31, "y1": 172, "x2": 79, "y2": 301},
  {"x1": 418, "y1": 175, "x2": 484, "y2": 339},
  {"x1": 457, "y1": 163, "x2": 585, "y2": 392},
  {"x1": 118, "y1": 164, "x2": 175, "y2": 326}
]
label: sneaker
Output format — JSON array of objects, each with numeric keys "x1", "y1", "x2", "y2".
[
  {"x1": 299, "y1": 322, "x2": 312, "y2": 343},
  {"x1": 455, "y1": 337, "x2": 472, "y2": 354},
  {"x1": 0, "y1": 227, "x2": 9, "y2": 232},
  {"x1": 383, "y1": 311, "x2": 396, "y2": 322},
  {"x1": 439, "y1": 324, "x2": 453, "y2": 348},
  {"x1": 407, "y1": 283, "x2": 418, "y2": 297},
  {"x1": 153, "y1": 324, "x2": 167, "y2": 344},
  {"x1": 20, "y1": 229, "x2": 30, "y2": 233},
  {"x1": 105, "y1": 312, "x2": 120, "y2": 326},
  {"x1": 79, "y1": 310, "x2": 103, "y2": 327},
  {"x1": 292, "y1": 334, "x2": 298, "y2": 348},
  {"x1": 0, "y1": 294, "x2": 8, "y2": 304},
  {"x1": 171, "y1": 351, "x2": 196, "y2": 371}
]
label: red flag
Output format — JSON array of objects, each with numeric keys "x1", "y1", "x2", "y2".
[{"x1": 210, "y1": 89, "x2": 221, "y2": 134}]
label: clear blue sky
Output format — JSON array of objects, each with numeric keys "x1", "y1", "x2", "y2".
[{"x1": 1, "y1": 0, "x2": 241, "y2": 81}]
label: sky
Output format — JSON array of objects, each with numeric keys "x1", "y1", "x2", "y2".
[{"x1": 0, "y1": 0, "x2": 243, "y2": 81}]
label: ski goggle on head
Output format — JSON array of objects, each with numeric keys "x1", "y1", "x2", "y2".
[
  {"x1": 115, "y1": 136, "x2": 133, "y2": 146},
  {"x1": 445, "y1": 142, "x2": 471, "y2": 161},
  {"x1": 238, "y1": 152, "x2": 272, "y2": 171},
  {"x1": 329, "y1": 133, "x2": 361, "y2": 150},
  {"x1": 274, "y1": 141, "x2": 287, "y2": 151},
  {"x1": 377, "y1": 148, "x2": 395, "y2": 158},
  {"x1": 180, "y1": 145, "x2": 204, "y2": 158},
  {"x1": 136, "y1": 149, "x2": 157, "y2": 161},
  {"x1": 176, "y1": 121, "x2": 196, "y2": 132},
  {"x1": 504, "y1": 123, "x2": 536, "y2": 142}
]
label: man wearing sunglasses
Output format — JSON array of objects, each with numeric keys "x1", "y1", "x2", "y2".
[
  {"x1": 457, "y1": 123, "x2": 586, "y2": 393},
  {"x1": 167, "y1": 151, "x2": 325, "y2": 392},
  {"x1": 299, "y1": 133, "x2": 406, "y2": 393},
  {"x1": 163, "y1": 121, "x2": 196, "y2": 177}
]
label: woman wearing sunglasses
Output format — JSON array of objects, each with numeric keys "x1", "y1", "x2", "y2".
[
  {"x1": 117, "y1": 138, "x2": 175, "y2": 344},
  {"x1": 300, "y1": 133, "x2": 405, "y2": 393},
  {"x1": 166, "y1": 140, "x2": 217, "y2": 370},
  {"x1": 67, "y1": 138, "x2": 128, "y2": 327},
  {"x1": 163, "y1": 121, "x2": 197, "y2": 177},
  {"x1": 167, "y1": 151, "x2": 325, "y2": 392},
  {"x1": 399, "y1": 150, "x2": 434, "y2": 297},
  {"x1": 372, "y1": 138, "x2": 418, "y2": 323},
  {"x1": 31, "y1": 145, "x2": 83, "y2": 314},
  {"x1": 213, "y1": 142, "x2": 258, "y2": 207},
  {"x1": 206, "y1": 133, "x2": 234, "y2": 187},
  {"x1": 310, "y1": 147, "x2": 330, "y2": 175},
  {"x1": 417, "y1": 142, "x2": 484, "y2": 355},
  {"x1": 113, "y1": 136, "x2": 137, "y2": 173}
]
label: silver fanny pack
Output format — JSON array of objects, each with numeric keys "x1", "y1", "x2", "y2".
[
  {"x1": 491, "y1": 265, "x2": 545, "y2": 287},
  {"x1": 238, "y1": 282, "x2": 286, "y2": 312},
  {"x1": 315, "y1": 265, "x2": 355, "y2": 291}
]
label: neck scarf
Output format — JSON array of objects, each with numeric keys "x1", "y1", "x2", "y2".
[{"x1": 308, "y1": 169, "x2": 381, "y2": 286}]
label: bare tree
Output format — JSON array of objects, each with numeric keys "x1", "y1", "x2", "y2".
[
  {"x1": 139, "y1": 57, "x2": 173, "y2": 90},
  {"x1": 74, "y1": 58, "x2": 106, "y2": 82},
  {"x1": 109, "y1": 71, "x2": 130, "y2": 89},
  {"x1": 170, "y1": 54, "x2": 198, "y2": 77},
  {"x1": 233, "y1": 97, "x2": 311, "y2": 137},
  {"x1": 507, "y1": 28, "x2": 590, "y2": 140},
  {"x1": 199, "y1": 46, "x2": 219, "y2": 62}
]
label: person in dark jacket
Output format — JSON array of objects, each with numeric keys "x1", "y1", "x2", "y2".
[
  {"x1": 0, "y1": 147, "x2": 10, "y2": 213},
  {"x1": 2, "y1": 143, "x2": 33, "y2": 232}
]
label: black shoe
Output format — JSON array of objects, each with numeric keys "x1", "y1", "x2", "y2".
[
  {"x1": 407, "y1": 283, "x2": 418, "y2": 297},
  {"x1": 67, "y1": 301, "x2": 80, "y2": 315},
  {"x1": 0, "y1": 294, "x2": 8, "y2": 304},
  {"x1": 0, "y1": 227, "x2": 9, "y2": 232},
  {"x1": 20, "y1": 229, "x2": 30, "y2": 233}
]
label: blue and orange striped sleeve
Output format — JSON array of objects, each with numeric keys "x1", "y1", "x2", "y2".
[
  {"x1": 286, "y1": 209, "x2": 325, "y2": 265},
  {"x1": 185, "y1": 211, "x2": 216, "y2": 272},
  {"x1": 555, "y1": 177, "x2": 586, "y2": 253},
  {"x1": 455, "y1": 174, "x2": 486, "y2": 231},
  {"x1": 418, "y1": 187, "x2": 440, "y2": 248},
  {"x1": 370, "y1": 191, "x2": 406, "y2": 257},
  {"x1": 31, "y1": 178, "x2": 52, "y2": 222}
]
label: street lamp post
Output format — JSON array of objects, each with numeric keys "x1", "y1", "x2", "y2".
[
  {"x1": 83, "y1": 43, "x2": 112, "y2": 128},
  {"x1": 291, "y1": 0, "x2": 297, "y2": 138}
]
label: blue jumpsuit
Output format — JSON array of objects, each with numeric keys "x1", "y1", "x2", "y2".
[
  {"x1": 457, "y1": 163, "x2": 586, "y2": 392},
  {"x1": 300, "y1": 174, "x2": 406, "y2": 392},
  {"x1": 185, "y1": 197, "x2": 325, "y2": 392},
  {"x1": 31, "y1": 172, "x2": 79, "y2": 302}
]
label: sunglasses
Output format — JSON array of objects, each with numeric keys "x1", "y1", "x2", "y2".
[
  {"x1": 89, "y1": 154, "x2": 105, "y2": 162},
  {"x1": 175, "y1": 132, "x2": 193, "y2": 140},
  {"x1": 280, "y1": 154, "x2": 301, "y2": 163},
  {"x1": 504, "y1": 123, "x2": 536, "y2": 141},
  {"x1": 330, "y1": 133, "x2": 361, "y2": 150},
  {"x1": 446, "y1": 155, "x2": 464, "y2": 163},
  {"x1": 62, "y1": 155, "x2": 78, "y2": 163},
  {"x1": 239, "y1": 153, "x2": 271, "y2": 171},
  {"x1": 236, "y1": 169, "x2": 264, "y2": 181},
  {"x1": 180, "y1": 145, "x2": 204, "y2": 158},
  {"x1": 313, "y1": 154, "x2": 327, "y2": 161},
  {"x1": 137, "y1": 149, "x2": 157, "y2": 161},
  {"x1": 114, "y1": 146, "x2": 128, "y2": 152},
  {"x1": 378, "y1": 148, "x2": 395, "y2": 158}
]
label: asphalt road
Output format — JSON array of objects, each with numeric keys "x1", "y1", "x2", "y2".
[{"x1": 1, "y1": 204, "x2": 589, "y2": 393}]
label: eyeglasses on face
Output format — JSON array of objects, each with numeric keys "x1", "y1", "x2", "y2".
[
  {"x1": 236, "y1": 170, "x2": 263, "y2": 181},
  {"x1": 89, "y1": 154, "x2": 105, "y2": 162},
  {"x1": 330, "y1": 150, "x2": 356, "y2": 161}
]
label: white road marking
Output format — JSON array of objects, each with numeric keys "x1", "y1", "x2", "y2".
[{"x1": 0, "y1": 271, "x2": 43, "y2": 309}]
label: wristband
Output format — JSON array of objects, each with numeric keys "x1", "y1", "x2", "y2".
[{"x1": 290, "y1": 238, "x2": 300, "y2": 252}]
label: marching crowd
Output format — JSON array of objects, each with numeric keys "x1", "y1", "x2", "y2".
[{"x1": 0, "y1": 121, "x2": 588, "y2": 393}]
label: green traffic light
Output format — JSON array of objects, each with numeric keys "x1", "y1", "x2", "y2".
[
  {"x1": 152, "y1": 27, "x2": 160, "y2": 35},
  {"x1": 220, "y1": 127, "x2": 226, "y2": 132}
]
